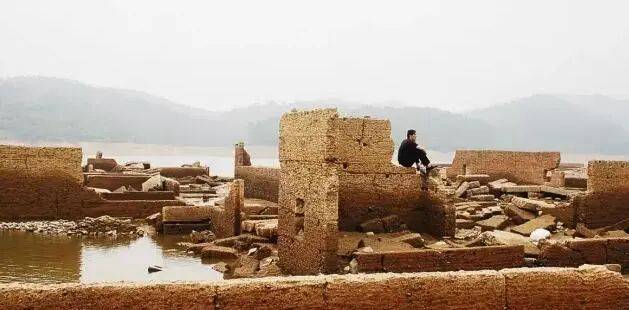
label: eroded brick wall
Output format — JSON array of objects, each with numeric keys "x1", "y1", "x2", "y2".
[
  {"x1": 278, "y1": 109, "x2": 341, "y2": 275},
  {"x1": 447, "y1": 150, "x2": 561, "y2": 184},
  {"x1": 209, "y1": 180, "x2": 244, "y2": 238},
  {"x1": 235, "y1": 166, "x2": 279, "y2": 202},
  {"x1": 1, "y1": 266, "x2": 627, "y2": 310},
  {"x1": 0, "y1": 145, "x2": 87, "y2": 219},
  {"x1": 574, "y1": 160, "x2": 629, "y2": 228},
  {"x1": 355, "y1": 245, "x2": 524, "y2": 273},
  {"x1": 278, "y1": 109, "x2": 452, "y2": 274},
  {"x1": 0, "y1": 145, "x2": 185, "y2": 220}
]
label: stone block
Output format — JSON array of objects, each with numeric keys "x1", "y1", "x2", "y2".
[
  {"x1": 162, "y1": 205, "x2": 214, "y2": 223},
  {"x1": 511, "y1": 215, "x2": 556, "y2": 236},
  {"x1": 200, "y1": 245, "x2": 239, "y2": 260},
  {"x1": 476, "y1": 215, "x2": 509, "y2": 231}
]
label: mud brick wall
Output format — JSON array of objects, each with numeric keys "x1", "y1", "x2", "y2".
[
  {"x1": 574, "y1": 160, "x2": 629, "y2": 228},
  {"x1": 86, "y1": 158, "x2": 118, "y2": 172},
  {"x1": 278, "y1": 161, "x2": 340, "y2": 275},
  {"x1": 235, "y1": 166, "x2": 280, "y2": 203},
  {"x1": 278, "y1": 109, "x2": 453, "y2": 274},
  {"x1": 84, "y1": 174, "x2": 151, "y2": 191},
  {"x1": 0, "y1": 145, "x2": 86, "y2": 219},
  {"x1": 158, "y1": 167, "x2": 209, "y2": 178},
  {"x1": 2, "y1": 266, "x2": 627, "y2": 310},
  {"x1": 447, "y1": 150, "x2": 561, "y2": 184},
  {"x1": 82, "y1": 199, "x2": 185, "y2": 218},
  {"x1": 355, "y1": 245, "x2": 524, "y2": 273},
  {"x1": 209, "y1": 180, "x2": 244, "y2": 238},
  {"x1": 538, "y1": 237, "x2": 629, "y2": 270},
  {"x1": 234, "y1": 143, "x2": 251, "y2": 167}
]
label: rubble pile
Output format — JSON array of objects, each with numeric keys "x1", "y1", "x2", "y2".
[
  {"x1": 0, "y1": 215, "x2": 144, "y2": 237},
  {"x1": 181, "y1": 233, "x2": 281, "y2": 279}
]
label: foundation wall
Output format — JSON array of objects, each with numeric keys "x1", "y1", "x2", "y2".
[
  {"x1": 158, "y1": 167, "x2": 209, "y2": 178},
  {"x1": 234, "y1": 166, "x2": 279, "y2": 203},
  {"x1": 1, "y1": 266, "x2": 627, "y2": 310},
  {"x1": 355, "y1": 245, "x2": 524, "y2": 273},
  {"x1": 84, "y1": 175, "x2": 151, "y2": 191},
  {"x1": 575, "y1": 161, "x2": 629, "y2": 228},
  {"x1": 447, "y1": 150, "x2": 561, "y2": 184},
  {"x1": 539, "y1": 237, "x2": 629, "y2": 270}
]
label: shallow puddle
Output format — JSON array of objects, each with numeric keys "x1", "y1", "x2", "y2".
[{"x1": 0, "y1": 230, "x2": 223, "y2": 284}]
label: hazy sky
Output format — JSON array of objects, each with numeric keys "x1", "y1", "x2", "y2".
[{"x1": 1, "y1": 0, "x2": 628, "y2": 111}]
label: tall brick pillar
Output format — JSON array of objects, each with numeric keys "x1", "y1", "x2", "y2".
[
  {"x1": 234, "y1": 142, "x2": 251, "y2": 168},
  {"x1": 278, "y1": 109, "x2": 340, "y2": 275}
]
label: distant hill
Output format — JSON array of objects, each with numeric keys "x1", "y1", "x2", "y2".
[
  {"x1": 1, "y1": 76, "x2": 628, "y2": 154},
  {"x1": 0, "y1": 77, "x2": 246, "y2": 145},
  {"x1": 467, "y1": 94, "x2": 629, "y2": 154}
]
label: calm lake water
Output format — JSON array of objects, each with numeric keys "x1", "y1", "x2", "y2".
[{"x1": 0, "y1": 230, "x2": 223, "y2": 284}]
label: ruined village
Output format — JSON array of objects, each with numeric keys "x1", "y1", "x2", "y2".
[{"x1": 0, "y1": 108, "x2": 627, "y2": 308}]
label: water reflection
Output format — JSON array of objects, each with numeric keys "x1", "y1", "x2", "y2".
[
  {"x1": 0, "y1": 230, "x2": 81, "y2": 284},
  {"x1": 0, "y1": 231, "x2": 223, "y2": 284}
]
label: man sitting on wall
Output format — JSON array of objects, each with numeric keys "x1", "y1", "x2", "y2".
[{"x1": 397, "y1": 129, "x2": 435, "y2": 175}]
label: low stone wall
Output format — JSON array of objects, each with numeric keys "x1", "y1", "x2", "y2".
[
  {"x1": 574, "y1": 161, "x2": 629, "y2": 228},
  {"x1": 82, "y1": 199, "x2": 185, "y2": 219},
  {"x1": 1, "y1": 266, "x2": 626, "y2": 309},
  {"x1": 0, "y1": 145, "x2": 87, "y2": 220},
  {"x1": 86, "y1": 158, "x2": 118, "y2": 172},
  {"x1": 355, "y1": 245, "x2": 524, "y2": 273},
  {"x1": 0, "y1": 145, "x2": 186, "y2": 220},
  {"x1": 84, "y1": 175, "x2": 151, "y2": 191},
  {"x1": 235, "y1": 166, "x2": 279, "y2": 202},
  {"x1": 538, "y1": 237, "x2": 629, "y2": 270},
  {"x1": 447, "y1": 150, "x2": 561, "y2": 184},
  {"x1": 158, "y1": 167, "x2": 209, "y2": 178}
]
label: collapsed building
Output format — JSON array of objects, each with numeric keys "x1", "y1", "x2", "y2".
[{"x1": 1, "y1": 108, "x2": 628, "y2": 307}]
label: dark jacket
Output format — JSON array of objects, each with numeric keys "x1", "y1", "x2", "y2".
[{"x1": 397, "y1": 139, "x2": 430, "y2": 167}]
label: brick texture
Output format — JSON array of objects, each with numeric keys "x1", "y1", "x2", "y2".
[{"x1": 447, "y1": 150, "x2": 561, "y2": 184}]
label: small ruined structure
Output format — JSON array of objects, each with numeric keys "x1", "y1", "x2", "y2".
[
  {"x1": 234, "y1": 142, "x2": 279, "y2": 202},
  {"x1": 276, "y1": 109, "x2": 452, "y2": 275},
  {"x1": 573, "y1": 160, "x2": 629, "y2": 228},
  {"x1": 447, "y1": 149, "x2": 561, "y2": 184}
]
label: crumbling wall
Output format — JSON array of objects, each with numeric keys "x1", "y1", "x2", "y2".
[
  {"x1": 278, "y1": 109, "x2": 340, "y2": 275},
  {"x1": 575, "y1": 160, "x2": 629, "y2": 228},
  {"x1": 278, "y1": 109, "x2": 453, "y2": 274},
  {"x1": 0, "y1": 145, "x2": 185, "y2": 220},
  {"x1": 84, "y1": 174, "x2": 151, "y2": 191},
  {"x1": 209, "y1": 180, "x2": 244, "y2": 238},
  {"x1": 234, "y1": 142, "x2": 252, "y2": 167},
  {"x1": 355, "y1": 245, "x2": 524, "y2": 273},
  {"x1": 447, "y1": 150, "x2": 561, "y2": 184},
  {"x1": 0, "y1": 145, "x2": 87, "y2": 219},
  {"x1": 538, "y1": 237, "x2": 629, "y2": 270},
  {"x1": 1, "y1": 266, "x2": 627, "y2": 309},
  {"x1": 158, "y1": 167, "x2": 209, "y2": 178},
  {"x1": 235, "y1": 166, "x2": 280, "y2": 202},
  {"x1": 86, "y1": 158, "x2": 118, "y2": 172}
]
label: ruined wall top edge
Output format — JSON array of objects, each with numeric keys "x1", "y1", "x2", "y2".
[{"x1": 587, "y1": 160, "x2": 629, "y2": 193}]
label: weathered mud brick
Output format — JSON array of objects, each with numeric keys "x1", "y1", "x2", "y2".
[
  {"x1": 573, "y1": 160, "x2": 629, "y2": 228},
  {"x1": 208, "y1": 180, "x2": 244, "y2": 238},
  {"x1": 162, "y1": 205, "x2": 214, "y2": 223},
  {"x1": 447, "y1": 150, "x2": 560, "y2": 184},
  {"x1": 278, "y1": 161, "x2": 340, "y2": 275}
]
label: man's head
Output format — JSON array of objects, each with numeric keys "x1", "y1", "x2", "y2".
[{"x1": 407, "y1": 129, "x2": 417, "y2": 142}]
